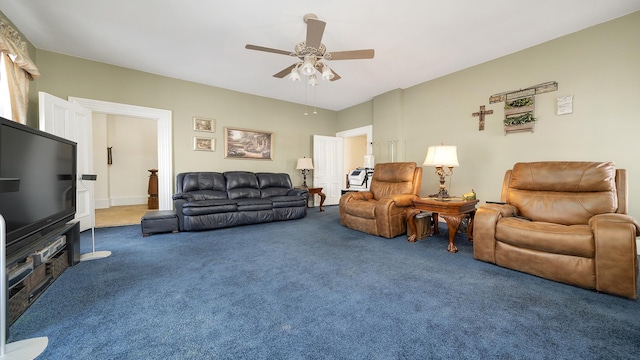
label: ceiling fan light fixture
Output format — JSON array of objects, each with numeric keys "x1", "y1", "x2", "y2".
[
  {"x1": 308, "y1": 74, "x2": 319, "y2": 87},
  {"x1": 301, "y1": 56, "x2": 316, "y2": 76},
  {"x1": 289, "y1": 66, "x2": 301, "y2": 81},
  {"x1": 321, "y1": 63, "x2": 334, "y2": 80}
]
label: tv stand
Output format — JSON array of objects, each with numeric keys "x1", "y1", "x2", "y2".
[{"x1": 5, "y1": 221, "x2": 80, "y2": 327}]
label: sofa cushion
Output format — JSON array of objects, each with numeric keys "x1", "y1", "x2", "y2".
[
  {"x1": 187, "y1": 190, "x2": 229, "y2": 201},
  {"x1": 236, "y1": 198, "x2": 272, "y2": 211},
  {"x1": 181, "y1": 199, "x2": 238, "y2": 216},
  {"x1": 181, "y1": 172, "x2": 227, "y2": 195},
  {"x1": 506, "y1": 162, "x2": 617, "y2": 225},
  {"x1": 225, "y1": 171, "x2": 260, "y2": 199},
  {"x1": 257, "y1": 173, "x2": 293, "y2": 198},
  {"x1": 496, "y1": 218, "x2": 594, "y2": 258},
  {"x1": 370, "y1": 162, "x2": 418, "y2": 200},
  {"x1": 342, "y1": 199, "x2": 376, "y2": 219},
  {"x1": 270, "y1": 195, "x2": 307, "y2": 208}
]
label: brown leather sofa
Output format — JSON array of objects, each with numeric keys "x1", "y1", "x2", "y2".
[
  {"x1": 474, "y1": 161, "x2": 639, "y2": 299},
  {"x1": 339, "y1": 162, "x2": 422, "y2": 238}
]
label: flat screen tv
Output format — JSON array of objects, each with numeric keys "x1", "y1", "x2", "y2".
[{"x1": 0, "y1": 117, "x2": 77, "y2": 261}]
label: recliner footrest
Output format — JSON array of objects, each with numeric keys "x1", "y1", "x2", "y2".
[{"x1": 141, "y1": 210, "x2": 179, "y2": 237}]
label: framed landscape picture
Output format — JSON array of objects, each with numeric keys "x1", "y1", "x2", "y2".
[
  {"x1": 224, "y1": 127, "x2": 273, "y2": 160},
  {"x1": 193, "y1": 136, "x2": 214, "y2": 151},
  {"x1": 193, "y1": 117, "x2": 215, "y2": 132}
]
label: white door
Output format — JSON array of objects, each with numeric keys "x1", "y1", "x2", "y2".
[
  {"x1": 313, "y1": 135, "x2": 344, "y2": 206},
  {"x1": 39, "y1": 92, "x2": 93, "y2": 231}
]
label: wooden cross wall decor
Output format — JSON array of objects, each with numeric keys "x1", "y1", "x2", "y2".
[{"x1": 472, "y1": 105, "x2": 493, "y2": 131}]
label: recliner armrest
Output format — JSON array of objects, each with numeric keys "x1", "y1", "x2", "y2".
[
  {"x1": 589, "y1": 213, "x2": 640, "y2": 236},
  {"x1": 342, "y1": 191, "x2": 373, "y2": 201},
  {"x1": 481, "y1": 203, "x2": 518, "y2": 218},
  {"x1": 589, "y1": 213, "x2": 639, "y2": 299},
  {"x1": 473, "y1": 204, "x2": 516, "y2": 263},
  {"x1": 384, "y1": 194, "x2": 417, "y2": 207}
]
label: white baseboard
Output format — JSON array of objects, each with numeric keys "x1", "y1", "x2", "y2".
[
  {"x1": 95, "y1": 197, "x2": 146, "y2": 208},
  {"x1": 111, "y1": 196, "x2": 146, "y2": 207},
  {"x1": 109, "y1": 196, "x2": 146, "y2": 207},
  {"x1": 95, "y1": 199, "x2": 110, "y2": 209}
]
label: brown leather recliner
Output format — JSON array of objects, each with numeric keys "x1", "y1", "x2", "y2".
[
  {"x1": 339, "y1": 162, "x2": 422, "y2": 238},
  {"x1": 474, "y1": 161, "x2": 639, "y2": 299}
]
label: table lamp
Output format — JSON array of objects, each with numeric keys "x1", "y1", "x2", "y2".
[
  {"x1": 423, "y1": 144, "x2": 459, "y2": 199},
  {"x1": 296, "y1": 157, "x2": 314, "y2": 188}
]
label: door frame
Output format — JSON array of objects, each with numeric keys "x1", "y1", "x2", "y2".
[
  {"x1": 336, "y1": 125, "x2": 373, "y2": 155},
  {"x1": 69, "y1": 97, "x2": 173, "y2": 210},
  {"x1": 336, "y1": 125, "x2": 373, "y2": 188}
]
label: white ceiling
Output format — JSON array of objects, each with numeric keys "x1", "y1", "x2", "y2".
[{"x1": 1, "y1": 1, "x2": 639, "y2": 111}]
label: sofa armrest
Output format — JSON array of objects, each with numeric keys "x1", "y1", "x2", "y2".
[
  {"x1": 473, "y1": 204, "x2": 517, "y2": 263},
  {"x1": 173, "y1": 198, "x2": 188, "y2": 231},
  {"x1": 172, "y1": 193, "x2": 194, "y2": 202},
  {"x1": 288, "y1": 188, "x2": 308, "y2": 197},
  {"x1": 589, "y1": 213, "x2": 639, "y2": 299}
]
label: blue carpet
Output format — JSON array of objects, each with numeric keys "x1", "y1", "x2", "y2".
[{"x1": 8, "y1": 206, "x2": 640, "y2": 359}]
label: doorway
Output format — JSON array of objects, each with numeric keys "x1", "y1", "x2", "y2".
[
  {"x1": 91, "y1": 113, "x2": 158, "y2": 227},
  {"x1": 69, "y1": 97, "x2": 173, "y2": 212},
  {"x1": 313, "y1": 125, "x2": 372, "y2": 206}
]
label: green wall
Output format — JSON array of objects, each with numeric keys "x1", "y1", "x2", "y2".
[
  {"x1": 342, "y1": 11, "x2": 640, "y2": 220},
  {"x1": 32, "y1": 51, "x2": 338, "y2": 184}
]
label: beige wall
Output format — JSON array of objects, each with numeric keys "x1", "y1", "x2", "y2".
[
  {"x1": 336, "y1": 101, "x2": 373, "y2": 132},
  {"x1": 340, "y1": 11, "x2": 640, "y2": 220},
  {"x1": 373, "y1": 89, "x2": 404, "y2": 163},
  {"x1": 92, "y1": 114, "x2": 158, "y2": 208},
  {"x1": 344, "y1": 135, "x2": 367, "y2": 174},
  {"x1": 31, "y1": 51, "x2": 338, "y2": 186}
]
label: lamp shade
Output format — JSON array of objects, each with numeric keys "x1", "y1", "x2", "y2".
[
  {"x1": 321, "y1": 64, "x2": 334, "y2": 80},
  {"x1": 289, "y1": 66, "x2": 301, "y2": 81},
  {"x1": 296, "y1": 157, "x2": 314, "y2": 170},
  {"x1": 423, "y1": 145, "x2": 459, "y2": 167},
  {"x1": 308, "y1": 74, "x2": 319, "y2": 87},
  {"x1": 301, "y1": 57, "x2": 316, "y2": 76}
]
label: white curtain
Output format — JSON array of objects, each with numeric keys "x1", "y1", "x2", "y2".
[{"x1": 0, "y1": 18, "x2": 40, "y2": 124}]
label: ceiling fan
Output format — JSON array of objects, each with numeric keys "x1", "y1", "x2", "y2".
[{"x1": 245, "y1": 14, "x2": 375, "y2": 84}]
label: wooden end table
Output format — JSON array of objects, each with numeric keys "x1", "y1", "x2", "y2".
[
  {"x1": 407, "y1": 198, "x2": 479, "y2": 253},
  {"x1": 296, "y1": 186, "x2": 326, "y2": 211}
]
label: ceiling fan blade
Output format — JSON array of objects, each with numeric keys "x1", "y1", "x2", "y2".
[
  {"x1": 245, "y1": 44, "x2": 292, "y2": 56},
  {"x1": 328, "y1": 49, "x2": 375, "y2": 60},
  {"x1": 273, "y1": 64, "x2": 297, "y2": 78},
  {"x1": 305, "y1": 18, "x2": 326, "y2": 49},
  {"x1": 330, "y1": 70, "x2": 341, "y2": 81}
]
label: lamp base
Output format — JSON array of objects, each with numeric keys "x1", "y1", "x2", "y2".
[
  {"x1": 428, "y1": 189, "x2": 453, "y2": 200},
  {"x1": 1, "y1": 337, "x2": 48, "y2": 359},
  {"x1": 300, "y1": 169, "x2": 310, "y2": 188},
  {"x1": 428, "y1": 170, "x2": 453, "y2": 200},
  {"x1": 80, "y1": 250, "x2": 111, "y2": 262}
]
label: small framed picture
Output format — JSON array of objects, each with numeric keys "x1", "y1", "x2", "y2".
[
  {"x1": 193, "y1": 117, "x2": 215, "y2": 132},
  {"x1": 193, "y1": 136, "x2": 214, "y2": 151}
]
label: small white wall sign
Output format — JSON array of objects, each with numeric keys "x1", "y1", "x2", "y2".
[{"x1": 557, "y1": 95, "x2": 573, "y2": 115}]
